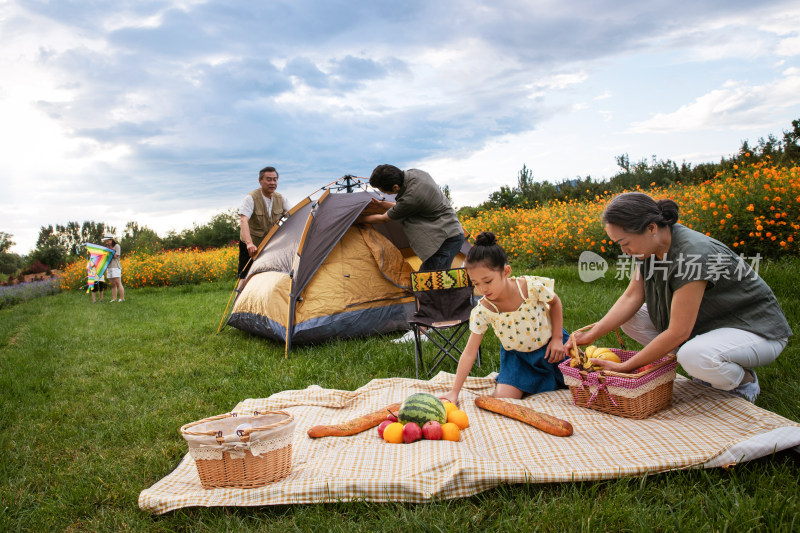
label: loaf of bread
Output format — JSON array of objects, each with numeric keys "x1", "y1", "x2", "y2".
[
  {"x1": 307, "y1": 403, "x2": 402, "y2": 438},
  {"x1": 474, "y1": 396, "x2": 573, "y2": 437}
]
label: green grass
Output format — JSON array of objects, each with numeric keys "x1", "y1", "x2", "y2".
[{"x1": 1, "y1": 261, "x2": 799, "y2": 532}]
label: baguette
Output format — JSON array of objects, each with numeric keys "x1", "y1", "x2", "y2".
[
  {"x1": 307, "y1": 402, "x2": 402, "y2": 438},
  {"x1": 474, "y1": 396, "x2": 573, "y2": 437}
]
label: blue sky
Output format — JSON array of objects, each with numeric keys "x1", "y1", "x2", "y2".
[{"x1": 2, "y1": 0, "x2": 800, "y2": 254}]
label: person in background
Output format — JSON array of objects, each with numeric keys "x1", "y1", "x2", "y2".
[
  {"x1": 360, "y1": 164, "x2": 465, "y2": 343},
  {"x1": 103, "y1": 235, "x2": 125, "y2": 302},
  {"x1": 565, "y1": 192, "x2": 791, "y2": 403},
  {"x1": 361, "y1": 164, "x2": 464, "y2": 272},
  {"x1": 87, "y1": 260, "x2": 105, "y2": 303},
  {"x1": 237, "y1": 166, "x2": 292, "y2": 289},
  {"x1": 441, "y1": 231, "x2": 569, "y2": 405}
]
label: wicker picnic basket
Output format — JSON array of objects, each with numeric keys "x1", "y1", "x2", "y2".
[
  {"x1": 180, "y1": 409, "x2": 295, "y2": 489},
  {"x1": 559, "y1": 325, "x2": 678, "y2": 419}
]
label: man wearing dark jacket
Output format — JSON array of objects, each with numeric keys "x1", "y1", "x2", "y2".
[{"x1": 362, "y1": 164, "x2": 463, "y2": 271}]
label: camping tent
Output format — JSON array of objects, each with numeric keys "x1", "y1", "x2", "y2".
[{"x1": 227, "y1": 176, "x2": 469, "y2": 354}]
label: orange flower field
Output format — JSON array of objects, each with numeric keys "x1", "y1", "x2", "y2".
[
  {"x1": 60, "y1": 161, "x2": 799, "y2": 289},
  {"x1": 461, "y1": 161, "x2": 800, "y2": 265},
  {"x1": 60, "y1": 246, "x2": 238, "y2": 291}
]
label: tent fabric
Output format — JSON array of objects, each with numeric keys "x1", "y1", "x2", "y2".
[
  {"x1": 228, "y1": 181, "x2": 453, "y2": 347},
  {"x1": 139, "y1": 373, "x2": 800, "y2": 514},
  {"x1": 249, "y1": 199, "x2": 314, "y2": 277},
  {"x1": 291, "y1": 191, "x2": 370, "y2": 299}
]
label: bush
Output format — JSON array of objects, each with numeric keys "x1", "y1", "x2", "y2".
[
  {"x1": 0, "y1": 252, "x2": 23, "y2": 275},
  {"x1": 461, "y1": 161, "x2": 800, "y2": 265},
  {"x1": 60, "y1": 245, "x2": 238, "y2": 290},
  {"x1": 22, "y1": 260, "x2": 51, "y2": 275}
]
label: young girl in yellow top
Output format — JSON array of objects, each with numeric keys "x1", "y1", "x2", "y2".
[{"x1": 441, "y1": 232, "x2": 568, "y2": 404}]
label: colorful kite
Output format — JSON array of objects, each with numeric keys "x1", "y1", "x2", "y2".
[{"x1": 84, "y1": 243, "x2": 116, "y2": 293}]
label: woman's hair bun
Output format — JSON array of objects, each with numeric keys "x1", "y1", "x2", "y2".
[
  {"x1": 657, "y1": 199, "x2": 679, "y2": 226},
  {"x1": 474, "y1": 231, "x2": 497, "y2": 247}
]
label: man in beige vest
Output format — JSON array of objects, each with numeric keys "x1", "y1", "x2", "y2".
[{"x1": 237, "y1": 166, "x2": 291, "y2": 285}]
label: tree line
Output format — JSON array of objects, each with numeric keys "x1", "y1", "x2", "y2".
[
  {"x1": 2, "y1": 118, "x2": 799, "y2": 278},
  {"x1": 1, "y1": 211, "x2": 239, "y2": 278}
]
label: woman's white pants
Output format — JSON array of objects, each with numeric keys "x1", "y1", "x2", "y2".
[{"x1": 621, "y1": 304, "x2": 787, "y2": 390}]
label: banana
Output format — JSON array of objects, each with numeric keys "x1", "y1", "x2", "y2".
[
  {"x1": 596, "y1": 352, "x2": 621, "y2": 364},
  {"x1": 585, "y1": 345, "x2": 597, "y2": 358},
  {"x1": 591, "y1": 348, "x2": 613, "y2": 358}
]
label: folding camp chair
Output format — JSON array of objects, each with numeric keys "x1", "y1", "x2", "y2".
[{"x1": 408, "y1": 268, "x2": 481, "y2": 378}]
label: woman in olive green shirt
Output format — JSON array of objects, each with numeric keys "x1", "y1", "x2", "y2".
[{"x1": 566, "y1": 192, "x2": 791, "y2": 403}]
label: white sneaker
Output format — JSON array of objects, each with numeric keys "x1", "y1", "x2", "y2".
[
  {"x1": 730, "y1": 370, "x2": 760, "y2": 403},
  {"x1": 392, "y1": 330, "x2": 418, "y2": 344},
  {"x1": 109, "y1": 299, "x2": 117, "y2": 302}
]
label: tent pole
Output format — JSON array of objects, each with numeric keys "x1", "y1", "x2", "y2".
[
  {"x1": 283, "y1": 197, "x2": 319, "y2": 358},
  {"x1": 343, "y1": 174, "x2": 356, "y2": 193},
  {"x1": 284, "y1": 298, "x2": 297, "y2": 358}
]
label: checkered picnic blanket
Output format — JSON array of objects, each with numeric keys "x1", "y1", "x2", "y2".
[{"x1": 139, "y1": 373, "x2": 800, "y2": 515}]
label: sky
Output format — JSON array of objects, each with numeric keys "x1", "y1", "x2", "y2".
[{"x1": 2, "y1": 0, "x2": 800, "y2": 255}]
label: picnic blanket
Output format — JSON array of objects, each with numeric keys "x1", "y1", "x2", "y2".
[{"x1": 139, "y1": 373, "x2": 800, "y2": 515}]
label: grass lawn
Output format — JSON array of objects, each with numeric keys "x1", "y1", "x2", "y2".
[{"x1": 1, "y1": 260, "x2": 799, "y2": 532}]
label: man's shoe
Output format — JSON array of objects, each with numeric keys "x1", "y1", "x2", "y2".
[{"x1": 392, "y1": 331, "x2": 419, "y2": 344}]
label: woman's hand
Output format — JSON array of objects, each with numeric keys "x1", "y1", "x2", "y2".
[
  {"x1": 439, "y1": 390, "x2": 459, "y2": 406},
  {"x1": 545, "y1": 337, "x2": 567, "y2": 363},
  {"x1": 564, "y1": 330, "x2": 594, "y2": 354},
  {"x1": 589, "y1": 358, "x2": 628, "y2": 373}
]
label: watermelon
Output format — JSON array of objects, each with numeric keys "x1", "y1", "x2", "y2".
[{"x1": 398, "y1": 393, "x2": 447, "y2": 426}]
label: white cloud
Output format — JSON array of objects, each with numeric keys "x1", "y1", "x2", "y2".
[
  {"x1": 526, "y1": 71, "x2": 588, "y2": 99},
  {"x1": 777, "y1": 35, "x2": 800, "y2": 56},
  {"x1": 629, "y1": 70, "x2": 800, "y2": 133}
]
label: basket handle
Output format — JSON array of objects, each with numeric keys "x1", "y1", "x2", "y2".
[
  {"x1": 570, "y1": 322, "x2": 625, "y2": 350},
  {"x1": 180, "y1": 409, "x2": 295, "y2": 438}
]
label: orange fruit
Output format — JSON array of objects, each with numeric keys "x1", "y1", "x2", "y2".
[
  {"x1": 383, "y1": 422, "x2": 405, "y2": 444},
  {"x1": 441, "y1": 422, "x2": 461, "y2": 441},
  {"x1": 442, "y1": 401, "x2": 458, "y2": 414},
  {"x1": 447, "y1": 409, "x2": 469, "y2": 429}
]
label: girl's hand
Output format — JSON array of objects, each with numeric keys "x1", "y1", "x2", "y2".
[
  {"x1": 439, "y1": 391, "x2": 459, "y2": 406},
  {"x1": 545, "y1": 338, "x2": 567, "y2": 363}
]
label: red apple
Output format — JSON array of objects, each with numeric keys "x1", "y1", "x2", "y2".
[
  {"x1": 377, "y1": 420, "x2": 392, "y2": 439},
  {"x1": 386, "y1": 410, "x2": 398, "y2": 422},
  {"x1": 422, "y1": 420, "x2": 443, "y2": 440},
  {"x1": 402, "y1": 422, "x2": 423, "y2": 443}
]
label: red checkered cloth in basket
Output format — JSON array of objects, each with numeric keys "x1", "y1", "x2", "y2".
[{"x1": 558, "y1": 349, "x2": 677, "y2": 407}]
